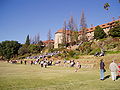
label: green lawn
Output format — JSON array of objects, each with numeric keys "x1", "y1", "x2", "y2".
[{"x1": 0, "y1": 61, "x2": 120, "y2": 90}]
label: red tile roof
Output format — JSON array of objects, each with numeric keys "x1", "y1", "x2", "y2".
[
  {"x1": 43, "y1": 40, "x2": 54, "y2": 44},
  {"x1": 56, "y1": 20, "x2": 120, "y2": 34},
  {"x1": 55, "y1": 29, "x2": 72, "y2": 35}
]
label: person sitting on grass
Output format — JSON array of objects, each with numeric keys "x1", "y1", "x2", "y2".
[{"x1": 43, "y1": 61, "x2": 47, "y2": 68}]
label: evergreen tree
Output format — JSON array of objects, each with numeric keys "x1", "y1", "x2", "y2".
[
  {"x1": 68, "y1": 16, "x2": 76, "y2": 45},
  {"x1": 48, "y1": 29, "x2": 52, "y2": 41},
  {"x1": 25, "y1": 35, "x2": 30, "y2": 45},
  {"x1": 109, "y1": 25, "x2": 120, "y2": 37},
  {"x1": 80, "y1": 10, "x2": 88, "y2": 42},
  {"x1": 73, "y1": 24, "x2": 79, "y2": 43},
  {"x1": 62, "y1": 20, "x2": 67, "y2": 46},
  {"x1": 94, "y1": 26, "x2": 107, "y2": 40},
  {"x1": 47, "y1": 29, "x2": 53, "y2": 50}
]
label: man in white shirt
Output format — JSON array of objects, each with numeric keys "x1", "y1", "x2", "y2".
[{"x1": 109, "y1": 60, "x2": 119, "y2": 81}]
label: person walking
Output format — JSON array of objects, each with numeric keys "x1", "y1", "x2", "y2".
[
  {"x1": 109, "y1": 60, "x2": 119, "y2": 81},
  {"x1": 100, "y1": 59, "x2": 105, "y2": 80}
]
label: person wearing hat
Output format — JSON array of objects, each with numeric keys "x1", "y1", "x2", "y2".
[{"x1": 109, "y1": 60, "x2": 119, "y2": 81}]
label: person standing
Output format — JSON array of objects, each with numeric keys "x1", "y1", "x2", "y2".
[
  {"x1": 118, "y1": 62, "x2": 120, "y2": 76},
  {"x1": 75, "y1": 61, "x2": 81, "y2": 72},
  {"x1": 109, "y1": 60, "x2": 119, "y2": 81},
  {"x1": 100, "y1": 59, "x2": 105, "y2": 80},
  {"x1": 20, "y1": 60, "x2": 23, "y2": 64},
  {"x1": 24, "y1": 60, "x2": 27, "y2": 65}
]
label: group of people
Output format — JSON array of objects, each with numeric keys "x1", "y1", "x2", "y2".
[
  {"x1": 26, "y1": 51, "x2": 61, "y2": 60},
  {"x1": 100, "y1": 59, "x2": 120, "y2": 81},
  {"x1": 10, "y1": 58, "x2": 120, "y2": 81}
]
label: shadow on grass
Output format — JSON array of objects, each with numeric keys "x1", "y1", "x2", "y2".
[{"x1": 104, "y1": 75, "x2": 110, "y2": 80}]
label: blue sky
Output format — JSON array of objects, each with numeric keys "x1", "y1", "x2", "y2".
[{"x1": 0, "y1": 0, "x2": 120, "y2": 44}]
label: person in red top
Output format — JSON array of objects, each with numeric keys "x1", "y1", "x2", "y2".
[{"x1": 118, "y1": 62, "x2": 120, "y2": 76}]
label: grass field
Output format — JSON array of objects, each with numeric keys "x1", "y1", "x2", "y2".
[{"x1": 0, "y1": 60, "x2": 120, "y2": 90}]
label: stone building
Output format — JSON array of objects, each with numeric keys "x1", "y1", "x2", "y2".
[{"x1": 54, "y1": 20, "x2": 120, "y2": 48}]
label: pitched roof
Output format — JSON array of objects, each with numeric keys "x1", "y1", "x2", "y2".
[
  {"x1": 55, "y1": 20, "x2": 120, "y2": 34},
  {"x1": 55, "y1": 29, "x2": 72, "y2": 35},
  {"x1": 87, "y1": 19, "x2": 120, "y2": 33},
  {"x1": 43, "y1": 40, "x2": 54, "y2": 44}
]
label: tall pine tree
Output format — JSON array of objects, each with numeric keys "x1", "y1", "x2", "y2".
[
  {"x1": 80, "y1": 10, "x2": 88, "y2": 42},
  {"x1": 62, "y1": 20, "x2": 67, "y2": 46},
  {"x1": 25, "y1": 35, "x2": 30, "y2": 45}
]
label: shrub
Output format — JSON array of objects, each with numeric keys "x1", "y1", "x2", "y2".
[
  {"x1": 79, "y1": 42, "x2": 92, "y2": 55},
  {"x1": 68, "y1": 50, "x2": 75, "y2": 57},
  {"x1": 109, "y1": 25, "x2": 120, "y2": 37},
  {"x1": 106, "y1": 51, "x2": 120, "y2": 54},
  {"x1": 94, "y1": 26, "x2": 107, "y2": 40},
  {"x1": 73, "y1": 56, "x2": 79, "y2": 59},
  {"x1": 89, "y1": 48, "x2": 101, "y2": 55}
]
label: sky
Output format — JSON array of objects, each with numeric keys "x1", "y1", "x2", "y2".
[{"x1": 0, "y1": 0, "x2": 120, "y2": 44}]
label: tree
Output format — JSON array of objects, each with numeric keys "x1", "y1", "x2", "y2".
[
  {"x1": 62, "y1": 20, "x2": 67, "y2": 46},
  {"x1": 68, "y1": 16, "x2": 74, "y2": 44},
  {"x1": 94, "y1": 26, "x2": 107, "y2": 40},
  {"x1": 73, "y1": 24, "x2": 79, "y2": 43},
  {"x1": 30, "y1": 33, "x2": 40, "y2": 44},
  {"x1": 0, "y1": 43, "x2": 3, "y2": 58},
  {"x1": 0, "y1": 41, "x2": 21, "y2": 60},
  {"x1": 18, "y1": 44, "x2": 30, "y2": 55},
  {"x1": 108, "y1": 25, "x2": 120, "y2": 37},
  {"x1": 67, "y1": 16, "x2": 77, "y2": 45},
  {"x1": 80, "y1": 10, "x2": 88, "y2": 42},
  {"x1": 47, "y1": 29, "x2": 53, "y2": 50},
  {"x1": 25, "y1": 35, "x2": 30, "y2": 45},
  {"x1": 28, "y1": 44, "x2": 42, "y2": 54},
  {"x1": 48, "y1": 29, "x2": 52, "y2": 41}
]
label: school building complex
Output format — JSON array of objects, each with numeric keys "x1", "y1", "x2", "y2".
[{"x1": 54, "y1": 19, "x2": 120, "y2": 48}]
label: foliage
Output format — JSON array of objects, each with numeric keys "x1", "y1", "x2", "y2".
[
  {"x1": 62, "y1": 20, "x2": 67, "y2": 45},
  {"x1": 89, "y1": 48, "x2": 101, "y2": 55},
  {"x1": 18, "y1": 43, "x2": 44, "y2": 55},
  {"x1": 25, "y1": 35, "x2": 30, "y2": 45},
  {"x1": 73, "y1": 31, "x2": 79, "y2": 43},
  {"x1": 73, "y1": 56, "x2": 79, "y2": 59},
  {"x1": 0, "y1": 41, "x2": 21, "y2": 60},
  {"x1": 108, "y1": 25, "x2": 120, "y2": 37},
  {"x1": 94, "y1": 26, "x2": 107, "y2": 40},
  {"x1": 68, "y1": 50, "x2": 75, "y2": 57},
  {"x1": 28, "y1": 44, "x2": 42, "y2": 54},
  {"x1": 80, "y1": 10, "x2": 88, "y2": 42},
  {"x1": 18, "y1": 44, "x2": 30, "y2": 55},
  {"x1": 106, "y1": 51, "x2": 120, "y2": 54},
  {"x1": 79, "y1": 42, "x2": 92, "y2": 55}
]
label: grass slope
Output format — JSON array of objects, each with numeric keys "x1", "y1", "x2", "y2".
[{"x1": 0, "y1": 60, "x2": 120, "y2": 90}]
